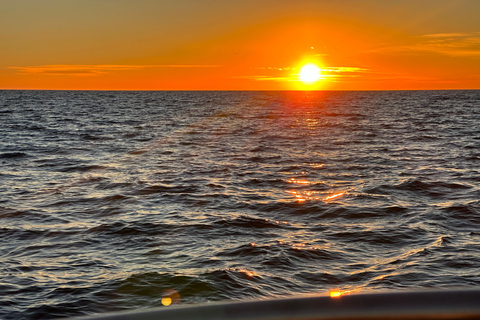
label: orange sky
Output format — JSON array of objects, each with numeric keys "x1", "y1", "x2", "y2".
[{"x1": 1, "y1": 0, "x2": 480, "y2": 90}]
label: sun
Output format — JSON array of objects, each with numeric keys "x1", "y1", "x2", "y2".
[{"x1": 299, "y1": 64, "x2": 321, "y2": 83}]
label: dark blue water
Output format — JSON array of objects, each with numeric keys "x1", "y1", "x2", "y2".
[{"x1": 1, "y1": 90, "x2": 480, "y2": 319}]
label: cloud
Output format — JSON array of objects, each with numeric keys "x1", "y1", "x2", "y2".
[
  {"x1": 9, "y1": 64, "x2": 221, "y2": 76},
  {"x1": 370, "y1": 32, "x2": 480, "y2": 57},
  {"x1": 250, "y1": 67, "x2": 294, "y2": 71},
  {"x1": 421, "y1": 33, "x2": 469, "y2": 38},
  {"x1": 236, "y1": 75, "x2": 294, "y2": 82},
  {"x1": 9, "y1": 65, "x2": 143, "y2": 76},
  {"x1": 320, "y1": 67, "x2": 369, "y2": 74},
  {"x1": 241, "y1": 66, "x2": 370, "y2": 82}
]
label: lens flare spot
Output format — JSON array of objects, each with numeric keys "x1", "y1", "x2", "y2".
[
  {"x1": 161, "y1": 297, "x2": 172, "y2": 306},
  {"x1": 330, "y1": 289, "x2": 356, "y2": 298},
  {"x1": 162, "y1": 289, "x2": 181, "y2": 306},
  {"x1": 330, "y1": 290, "x2": 342, "y2": 298}
]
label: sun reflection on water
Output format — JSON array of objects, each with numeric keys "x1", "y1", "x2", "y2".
[
  {"x1": 286, "y1": 189, "x2": 346, "y2": 203},
  {"x1": 323, "y1": 192, "x2": 345, "y2": 201},
  {"x1": 288, "y1": 177, "x2": 311, "y2": 185},
  {"x1": 307, "y1": 163, "x2": 324, "y2": 168},
  {"x1": 226, "y1": 267, "x2": 258, "y2": 278}
]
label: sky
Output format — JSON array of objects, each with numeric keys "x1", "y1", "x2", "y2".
[{"x1": 1, "y1": 0, "x2": 480, "y2": 90}]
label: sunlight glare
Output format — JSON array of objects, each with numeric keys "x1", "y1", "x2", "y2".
[{"x1": 299, "y1": 64, "x2": 321, "y2": 83}]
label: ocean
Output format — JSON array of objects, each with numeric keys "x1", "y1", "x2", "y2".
[{"x1": 1, "y1": 90, "x2": 479, "y2": 319}]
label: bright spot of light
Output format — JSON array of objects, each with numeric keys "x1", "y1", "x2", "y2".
[
  {"x1": 289, "y1": 177, "x2": 311, "y2": 185},
  {"x1": 324, "y1": 192, "x2": 345, "y2": 202},
  {"x1": 330, "y1": 290, "x2": 342, "y2": 298},
  {"x1": 161, "y1": 297, "x2": 172, "y2": 306},
  {"x1": 330, "y1": 289, "x2": 355, "y2": 298},
  {"x1": 299, "y1": 64, "x2": 321, "y2": 83},
  {"x1": 162, "y1": 288, "x2": 181, "y2": 306}
]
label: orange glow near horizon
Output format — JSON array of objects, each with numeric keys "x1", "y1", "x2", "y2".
[{"x1": 1, "y1": 1, "x2": 479, "y2": 90}]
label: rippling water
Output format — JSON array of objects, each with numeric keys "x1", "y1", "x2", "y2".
[{"x1": 1, "y1": 90, "x2": 480, "y2": 319}]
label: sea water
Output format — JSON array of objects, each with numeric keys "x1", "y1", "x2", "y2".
[{"x1": 1, "y1": 90, "x2": 479, "y2": 319}]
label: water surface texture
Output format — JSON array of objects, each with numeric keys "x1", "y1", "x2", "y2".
[{"x1": 1, "y1": 90, "x2": 480, "y2": 319}]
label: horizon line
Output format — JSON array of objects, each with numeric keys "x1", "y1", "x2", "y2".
[{"x1": 1, "y1": 88, "x2": 479, "y2": 92}]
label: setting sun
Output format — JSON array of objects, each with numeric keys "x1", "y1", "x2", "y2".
[
  {"x1": 1, "y1": 1, "x2": 479, "y2": 90},
  {"x1": 299, "y1": 64, "x2": 321, "y2": 84}
]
